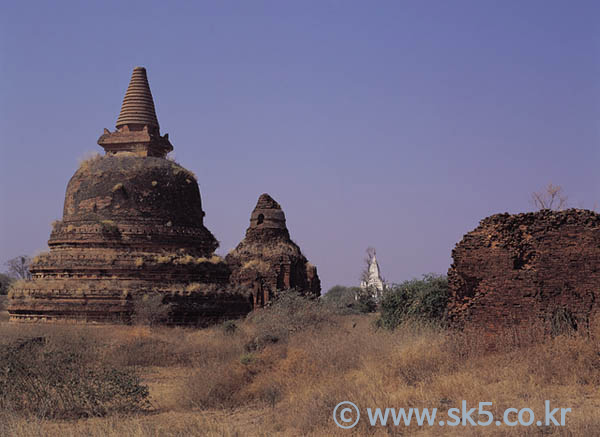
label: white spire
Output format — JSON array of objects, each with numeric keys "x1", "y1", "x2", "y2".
[{"x1": 360, "y1": 253, "x2": 385, "y2": 301}]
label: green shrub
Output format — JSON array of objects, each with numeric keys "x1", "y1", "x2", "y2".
[
  {"x1": 0, "y1": 273, "x2": 13, "y2": 295},
  {"x1": 240, "y1": 353, "x2": 255, "y2": 365},
  {"x1": 0, "y1": 336, "x2": 150, "y2": 419},
  {"x1": 99, "y1": 220, "x2": 120, "y2": 238},
  {"x1": 246, "y1": 289, "x2": 335, "y2": 349},
  {"x1": 221, "y1": 320, "x2": 238, "y2": 336},
  {"x1": 377, "y1": 274, "x2": 449, "y2": 330},
  {"x1": 245, "y1": 332, "x2": 280, "y2": 352},
  {"x1": 322, "y1": 285, "x2": 376, "y2": 314},
  {"x1": 0, "y1": 296, "x2": 7, "y2": 322}
]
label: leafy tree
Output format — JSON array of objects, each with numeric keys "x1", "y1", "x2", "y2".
[{"x1": 377, "y1": 274, "x2": 449, "y2": 330}]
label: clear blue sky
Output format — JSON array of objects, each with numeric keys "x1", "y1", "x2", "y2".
[{"x1": 1, "y1": 1, "x2": 599, "y2": 291}]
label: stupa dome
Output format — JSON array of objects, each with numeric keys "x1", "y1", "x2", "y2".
[
  {"x1": 63, "y1": 156, "x2": 204, "y2": 224},
  {"x1": 50, "y1": 154, "x2": 217, "y2": 254},
  {"x1": 8, "y1": 67, "x2": 252, "y2": 323}
]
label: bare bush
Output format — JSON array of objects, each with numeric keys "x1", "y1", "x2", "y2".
[
  {"x1": 4, "y1": 255, "x2": 31, "y2": 280},
  {"x1": 132, "y1": 292, "x2": 172, "y2": 325},
  {"x1": 181, "y1": 361, "x2": 250, "y2": 409},
  {"x1": 0, "y1": 336, "x2": 150, "y2": 419},
  {"x1": 531, "y1": 182, "x2": 568, "y2": 210},
  {"x1": 245, "y1": 290, "x2": 337, "y2": 349}
]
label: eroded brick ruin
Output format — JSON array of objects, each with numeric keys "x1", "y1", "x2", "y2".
[
  {"x1": 226, "y1": 194, "x2": 321, "y2": 307},
  {"x1": 447, "y1": 209, "x2": 600, "y2": 334},
  {"x1": 8, "y1": 67, "x2": 318, "y2": 324}
]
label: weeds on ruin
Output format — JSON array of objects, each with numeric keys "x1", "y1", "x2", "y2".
[
  {"x1": 77, "y1": 152, "x2": 102, "y2": 172},
  {"x1": 241, "y1": 259, "x2": 270, "y2": 273},
  {"x1": 152, "y1": 253, "x2": 223, "y2": 266},
  {"x1": 100, "y1": 220, "x2": 120, "y2": 238}
]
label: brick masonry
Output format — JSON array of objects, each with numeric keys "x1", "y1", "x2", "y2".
[
  {"x1": 447, "y1": 209, "x2": 600, "y2": 334},
  {"x1": 7, "y1": 68, "x2": 319, "y2": 325},
  {"x1": 226, "y1": 194, "x2": 321, "y2": 307}
]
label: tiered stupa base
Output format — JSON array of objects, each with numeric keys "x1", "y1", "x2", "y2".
[
  {"x1": 8, "y1": 153, "x2": 253, "y2": 324},
  {"x1": 8, "y1": 279, "x2": 251, "y2": 325}
]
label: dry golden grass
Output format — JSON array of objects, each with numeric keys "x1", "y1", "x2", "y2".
[
  {"x1": 0, "y1": 304, "x2": 599, "y2": 436},
  {"x1": 77, "y1": 152, "x2": 102, "y2": 171},
  {"x1": 154, "y1": 253, "x2": 224, "y2": 265}
]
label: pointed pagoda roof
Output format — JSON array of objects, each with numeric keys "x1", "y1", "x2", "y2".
[
  {"x1": 116, "y1": 67, "x2": 159, "y2": 129},
  {"x1": 98, "y1": 67, "x2": 172, "y2": 157}
]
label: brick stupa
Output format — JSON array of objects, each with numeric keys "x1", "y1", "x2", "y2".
[
  {"x1": 8, "y1": 67, "x2": 253, "y2": 323},
  {"x1": 226, "y1": 194, "x2": 321, "y2": 306}
]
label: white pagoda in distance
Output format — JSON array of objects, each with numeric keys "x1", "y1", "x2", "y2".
[{"x1": 360, "y1": 252, "x2": 385, "y2": 302}]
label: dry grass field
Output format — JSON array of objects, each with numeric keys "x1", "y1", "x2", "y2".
[{"x1": 0, "y1": 294, "x2": 599, "y2": 436}]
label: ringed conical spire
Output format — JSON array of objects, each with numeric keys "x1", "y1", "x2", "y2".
[
  {"x1": 98, "y1": 67, "x2": 172, "y2": 157},
  {"x1": 116, "y1": 67, "x2": 160, "y2": 129}
]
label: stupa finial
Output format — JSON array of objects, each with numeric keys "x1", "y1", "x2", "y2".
[
  {"x1": 116, "y1": 67, "x2": 160, "y2": 130},
  {"x1": 98, "y1": 67, "x2": 173, "y2": 157}
]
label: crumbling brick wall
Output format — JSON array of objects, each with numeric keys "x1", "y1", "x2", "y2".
[{"x1": 447, "y1": 209, "x2": 600, "y2": 334}]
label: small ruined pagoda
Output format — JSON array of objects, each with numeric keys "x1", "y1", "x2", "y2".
[
  {"x1": 8, "y1": 67, "x2": 253, "y2": 323},
  {"x1": 226, "y1": 193, "x2": 321, "y2": 307}
]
